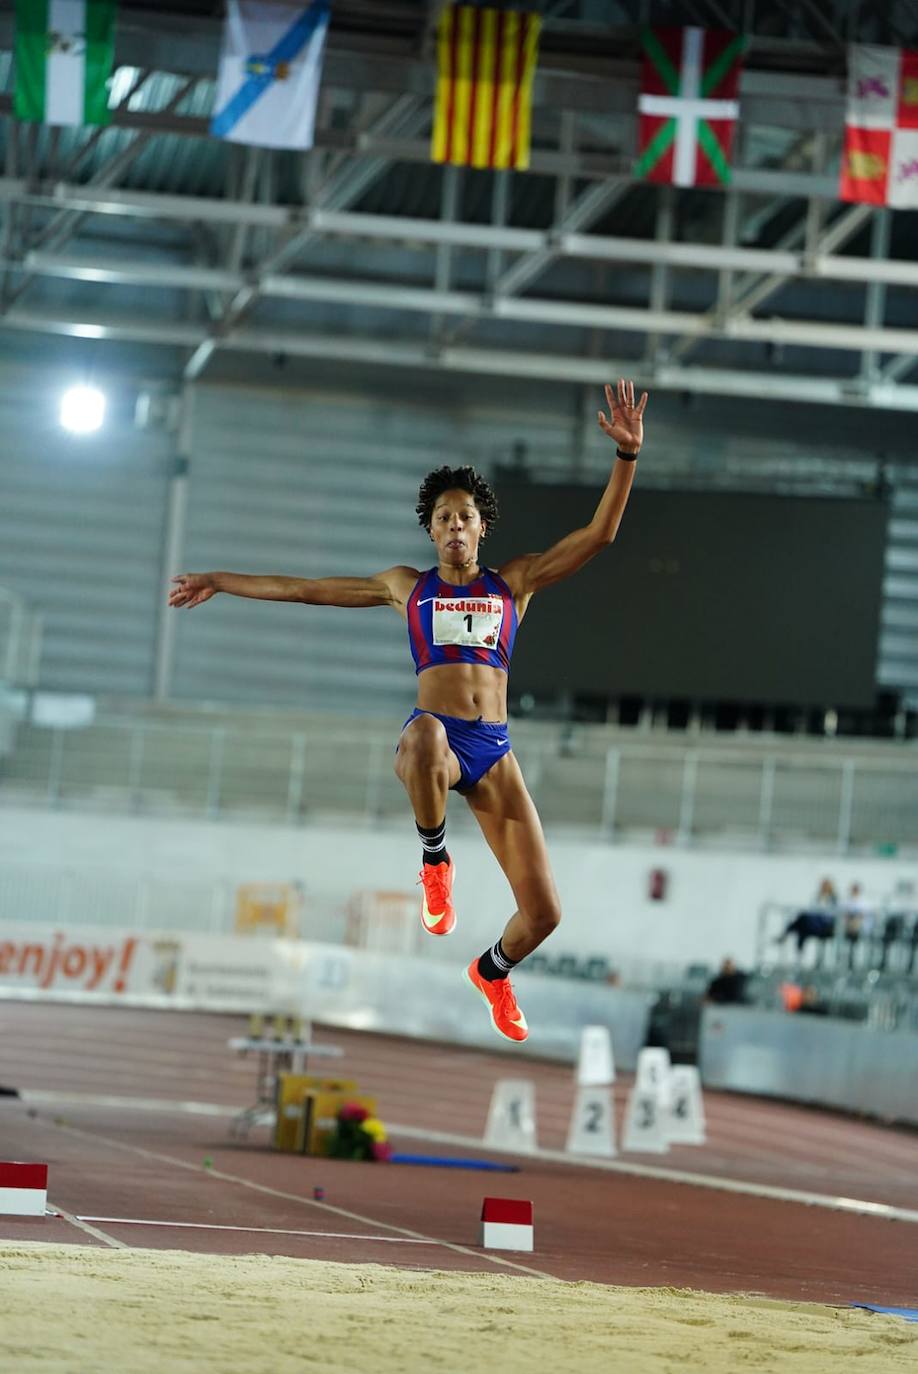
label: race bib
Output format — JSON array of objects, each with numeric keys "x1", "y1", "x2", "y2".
[{"x1": 432, "y1": 595, "x2": 504, "y2": 649}]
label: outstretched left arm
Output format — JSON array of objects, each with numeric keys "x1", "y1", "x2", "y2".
[{"x1": 500, "y1": 378, "x2": 648, "y2": 599}]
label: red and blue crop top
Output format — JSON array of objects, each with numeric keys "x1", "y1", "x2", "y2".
[{"x1": 406, "y1": 567, "x2": 518, "y2": 676}]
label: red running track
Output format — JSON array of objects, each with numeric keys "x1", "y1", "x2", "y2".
[{"x1": 1, "y1": 1002, "x2": 916, "y2": 1304}]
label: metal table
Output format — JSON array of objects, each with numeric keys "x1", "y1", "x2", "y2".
[{"x1": 228, "y1": 1031, "x2": 344, "y2": 1140}]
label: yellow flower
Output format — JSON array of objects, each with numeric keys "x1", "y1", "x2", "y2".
[{"x1": 361, "y1": 1117, "x2": 387, "y2": 1141}]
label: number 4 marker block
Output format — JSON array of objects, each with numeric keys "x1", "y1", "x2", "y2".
[
  {"x1": 0, "y1": 1162, "x2": 48, "y2": 1215},
  {"x1": 480, "y1": 1197, "x2": 534, "y2": 1252}
]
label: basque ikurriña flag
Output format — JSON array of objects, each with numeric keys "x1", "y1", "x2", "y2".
[
  {"x1": 210, "y1": 0, "x2": 331, "y2": 150},
  {"x1": 432, "y1": 5, "x2": 541, "y2": 170},
  {"x1": 636, "y1": 27, "x2": 746, "y2": 187},
  {"x1": 841, "y1": 44, "x2": 918, "y2": 208}
]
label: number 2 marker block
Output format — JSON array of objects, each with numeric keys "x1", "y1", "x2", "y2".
[
  {"x1": 0, "y1": 1162, "x2": 48, "y2": 1216},
  {"x1": 480, "y1": 1197, "x2": 534, "y2": 1252}
]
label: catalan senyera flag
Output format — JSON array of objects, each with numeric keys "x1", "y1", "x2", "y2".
[
  {"x1": 432, "y1": 5, "x2": 541, "y2": 170},
  {"x1": 637, "y1": 27, "x2": 746, "y2": 187},
  {"x1": 14, "y1": 0, "x2": 116, "y2": 127},
  {"x1": 841, "y1": 44, "x2": 918, "y2": 208}
]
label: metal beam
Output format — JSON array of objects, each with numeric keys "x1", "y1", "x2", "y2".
[
  {"x1": 3, "y1": 304, "x2": 918, "y2": 413},
  {"x1": 1, "y1": 77, "x2": 200, "y2": 315},
  {"x1": 19, "y1": 211, "x2": 918, "y2": 288},
  {"x1": 859, "y1": 209, "x2": 892, "y2": 386},
  {"x1": 8, "y1": 264, "x2": 918, "y2": 357},
  {"x1": 0, "y1": 22, "x2": 867, "y2": 131},
  {"x1": 665, "y1": 201, "x2": 876, "y2": 364},
  {"x1": 182, "y1": 94, "x2": 432, "y2": 381}
]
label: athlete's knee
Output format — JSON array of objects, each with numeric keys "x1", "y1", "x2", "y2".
[
  {"x1": 395, "y1": 714, "x2": 450, "y2": 776},
  {"x1": 525, "y1": 899, "x2": 561, "y2": 941}
]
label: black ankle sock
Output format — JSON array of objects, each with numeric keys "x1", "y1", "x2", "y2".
[
  {"x1": 417, "y1": 818, "x2": 448, "y2": 868},
  {"x1": 477, "y1": 938, "x2": 518, "y2": 982}
]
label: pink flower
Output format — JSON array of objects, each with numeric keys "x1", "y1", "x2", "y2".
[
  {"x1": 371, "y1": 1140, "x2": 392, "y2": 1162},
  {"x1": 338, "y1": 1102, "x2": 369, "y2": 1123}
]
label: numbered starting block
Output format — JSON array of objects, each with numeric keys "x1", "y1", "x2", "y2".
[
  {"x1": 621, "y1": 1048, "x2": 673, "y2": 1154},
  {"x1": 567, "y1": 1025, "x2": 617, "y2": 1157},
  {"x1": 480, "y1": 1197, "x2": 534, "y2": 1252},
  {"x1": 484, "y1": 1079, "x2": 537, "y2": 1154},
  {"x1": 576, "y1": 1024, "x2": 616, "y2": 1087},
  {"x1": 0, "y1": 1162, "x2": 48, "y2": 1216},
  {"x1": 566, "y1": 1085, "x2": 616, "y2": 1157},
  {"x1": 666, "y1": 1065, "x2": 707, "y2": 1146},
  {"x1": 620, "y1": 1085, "x2": 668, "y2": 1154}
]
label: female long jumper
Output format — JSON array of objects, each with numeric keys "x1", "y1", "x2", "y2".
[{"x1": 170, "y1": 379, "x2": 648, "y2": 1042}]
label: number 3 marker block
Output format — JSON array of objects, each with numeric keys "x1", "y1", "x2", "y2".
[
  {"x1": 620, "y1": 1086, "x2": 669, "y2": 1154},
  {"x1": 480, "y1": 1197, "x2": 534, "y2": 1252}
]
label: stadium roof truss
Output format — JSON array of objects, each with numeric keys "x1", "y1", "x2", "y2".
[{"x1": 0, "y1": 0, "x2": 917, "y2": 410}]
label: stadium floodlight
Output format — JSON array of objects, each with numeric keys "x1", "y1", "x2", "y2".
[{"x1": 60, "y1": 385, "x2": 106, "y2": 434}]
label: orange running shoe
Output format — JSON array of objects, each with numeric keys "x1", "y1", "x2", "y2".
[
  {"x1": 417, "y1": 859, "x2": 456, "y2": 936},
  {"x1": 464, "y1": 958, "x2": 529, "y2": 1042}
]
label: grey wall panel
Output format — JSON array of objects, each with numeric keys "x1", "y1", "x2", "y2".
[
  {"x1": 700, "y1": 1005, "x2": 918, "y2": 1126},
  {"x1": 172, "y1": 381, "x2": 574, "y2": 714},
  {"x1": 0, "y1": 364, "x2": 172, "y2": 696}
]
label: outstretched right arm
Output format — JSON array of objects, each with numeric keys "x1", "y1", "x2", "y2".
[{"x1": 169, "y1": 566, "x2": 418, "y2": 616}]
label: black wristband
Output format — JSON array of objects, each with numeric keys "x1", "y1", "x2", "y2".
[{"x1": 616, "y1": 448, "x2": 639, "y2": 463}]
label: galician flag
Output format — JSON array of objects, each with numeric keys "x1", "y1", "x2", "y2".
[
  {"x1": 211, "y1": 0, "x2": 331, "y2": 150},
  {"x1": 841, "y1": 44, "x2": 918, "y2": 208},
  {"x1": 637, "y1": 27, "x2": 746, "y2": 187},
  {"x1": 14, "y1": 0, "x2": 116, "y2": 127}
]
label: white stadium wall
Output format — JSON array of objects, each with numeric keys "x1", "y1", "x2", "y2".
[{"x1": 0, "y1": 803, "x2": 912, "y2": 974}]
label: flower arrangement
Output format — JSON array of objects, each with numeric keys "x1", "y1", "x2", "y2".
[{"x1": 327, "y1": 1102, "x2": 392, "y2": 1161}]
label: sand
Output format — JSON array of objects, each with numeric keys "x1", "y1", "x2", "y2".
[{"x1": 2, "y1": 1243, "x2": 915, "y2": 1374}]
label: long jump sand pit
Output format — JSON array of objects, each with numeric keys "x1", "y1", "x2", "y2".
[{"x1": 2, "y1": 1243, "x2": 915, "y2": 1374}]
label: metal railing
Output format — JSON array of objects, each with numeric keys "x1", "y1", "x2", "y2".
[
  {"x1": 2, "y1": 714, "x2": 918, "y2": 853},
  {"x1": 0, "y1": 586, "x2": 42, "y2": 688}
]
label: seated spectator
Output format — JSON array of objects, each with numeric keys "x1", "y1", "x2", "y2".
[
  {"x1": 705, "y1": 957, "x2": 747, "y2": 1005},
  {"x1": 775, "y1": 877, "x2": 838, "y2": 961},
  {"x1": 842, "y1": 882, "x2": 873, "y2": 968}
]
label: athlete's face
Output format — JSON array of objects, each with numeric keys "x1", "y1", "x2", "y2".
[{"x1": 430, "y1": 488, "x2": 486, "y2": 568}]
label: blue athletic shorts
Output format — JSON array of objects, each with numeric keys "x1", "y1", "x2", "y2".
[{"x1": 400, "y1": 708, "x2": 512, "y2": 793}]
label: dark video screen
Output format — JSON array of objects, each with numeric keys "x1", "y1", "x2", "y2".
[{"x1": 486, "y1": 483, "x2": 887, "y2": 707}]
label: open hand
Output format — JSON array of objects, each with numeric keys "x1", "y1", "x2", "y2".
[
  {"x1": 597, "y1": 379, "x2": 649, "y2": 453},
  {"x1": 169, "y1": 573, "x2": 216, "y2": 609}
]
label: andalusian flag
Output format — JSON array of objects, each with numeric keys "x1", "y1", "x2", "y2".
[
  {"x1": 432, "y1": 5, "x2": 541, "y2": 170},
  {"x1": 841, "y1": 45, "x2": 918, "y2": 208},
  {"x1": 637, "y1": 27, "x2": 745, "y2": 187},
  {"x1": 14, "y1": 0, "x2": 116, "y2": 127}
]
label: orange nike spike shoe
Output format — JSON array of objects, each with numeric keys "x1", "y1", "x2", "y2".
[
  {"x1": 417, "y1": 858, "x2": 456, "y2": 936},
  {"x1": 464, "y1": 958, "x2": 528, "y2": 1042}
]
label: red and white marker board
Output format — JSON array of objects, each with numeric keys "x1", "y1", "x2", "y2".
[
  {"x1": 0, "y1": 1162, "x2": 48, "y2": 1216},
  {"x1": 480, "y1": 1197, "x2": 534, "y2": 1252}
]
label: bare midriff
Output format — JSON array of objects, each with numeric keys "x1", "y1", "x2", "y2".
[{"x1": 415, "y1": 662, "x2": 508, "y2": 723}]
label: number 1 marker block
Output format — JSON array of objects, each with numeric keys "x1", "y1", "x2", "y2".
[
  {"x1": 0, "y1": 1162, "x2": 48, "y2": 1216},
  {"x1": 480, "y1": 1197, "x2": 534, "y2": 1252}
]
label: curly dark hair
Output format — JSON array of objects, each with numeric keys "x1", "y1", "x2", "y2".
[{"x1": 415, "y1": 465, "x2": 499, "y2": 540}]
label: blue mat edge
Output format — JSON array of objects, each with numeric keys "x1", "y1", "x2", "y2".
[{"x1": 851, "y1": 1304, "x2": 918, "y2": 1323}]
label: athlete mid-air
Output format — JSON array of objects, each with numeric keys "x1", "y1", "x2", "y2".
[{"x1": 170, "y1": 379, "x2": 648, "y2": 1042}]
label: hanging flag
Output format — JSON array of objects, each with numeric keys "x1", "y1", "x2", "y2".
[
  {"x1": 636, "y1": 27, "x2": 746, "y2": 187},
  {"x1": 841, "y1": 44, "x2": 918, "y2": 208},
  {"x1": 211, "y1": 0, "x2": 331, "y2": 150},
  {"x1": 14, "y1": 0, "x2": 116, "y2": 127},
  {"x1": 431, "y1": 5, "x2": 541, "y2": 170}
]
